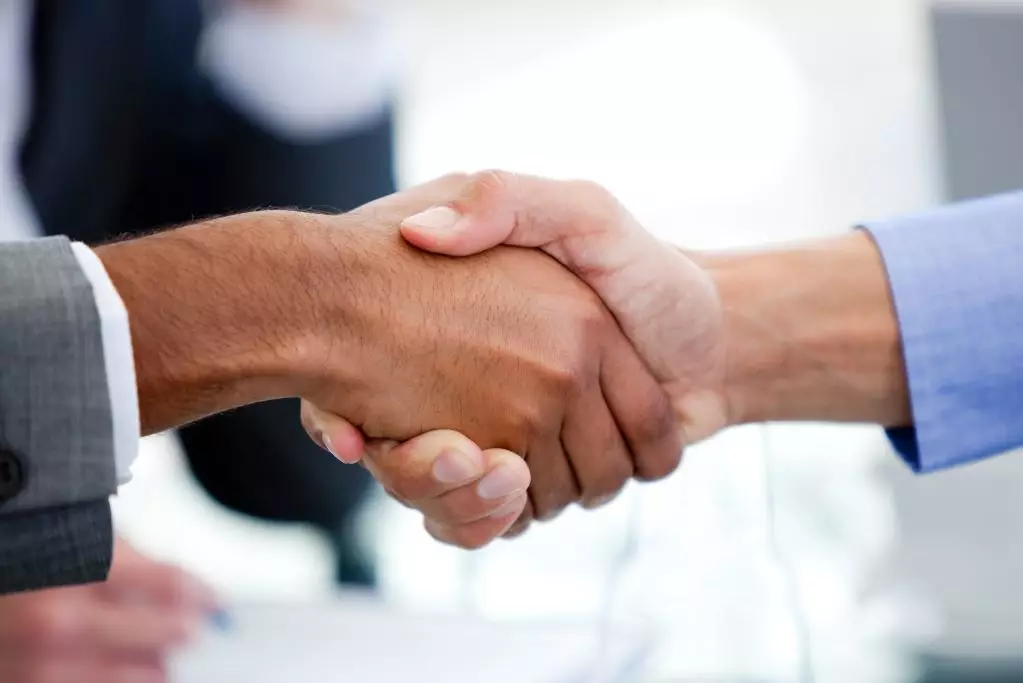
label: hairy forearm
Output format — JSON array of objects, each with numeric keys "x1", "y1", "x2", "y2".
[
  {"x1": 96, "y1": 212, "x2": 326, "y2": 434},
  {"x1": 705, "y1": 231, "x2": 911, "y2": 428}
]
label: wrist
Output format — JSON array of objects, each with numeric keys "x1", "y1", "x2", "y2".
[
  {"x1": 97, "y1": 211, "x2": 325, "y2": 434},
  {"x1": 705, "y1": 250, "x2": 785, "y2": 427},
  {"x1": 705, "y1": 231, "x2": 910, "y2": 428}
]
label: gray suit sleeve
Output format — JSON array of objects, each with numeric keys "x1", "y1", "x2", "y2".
[{"x1": 0, "y1": 237, "x2": 117, "y2": 593}]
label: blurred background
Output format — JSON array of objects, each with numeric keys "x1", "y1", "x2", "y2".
[{"x1": 92, "y1": 0, "x2": 1023, "y2": 681}]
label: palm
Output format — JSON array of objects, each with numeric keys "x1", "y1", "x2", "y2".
[{"x1": 564, "y1": 210, "x2": 728, "y2": 446}]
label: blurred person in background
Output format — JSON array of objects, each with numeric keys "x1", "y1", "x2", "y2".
[
  {"x1": 15, "y1": 0, "x2": 395, "y2": 584},
  {"x1": 1, "y1": 0, "x2": 396, "y2": 679},
  {"x1": 0, "y1": 541, "x2": 218, "y2": 683}
]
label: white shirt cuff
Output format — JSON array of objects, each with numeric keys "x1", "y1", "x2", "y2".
[
  {"x1": 70, "y1": 243, "x2": 140, "y2": 486},
  {"x1": 200, "y1": 6, "x2": 396, "y2": 141}
]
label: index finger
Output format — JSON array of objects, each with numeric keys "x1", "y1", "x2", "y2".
[{"x1": 362, "y1": 430, "x2": 488, "y2": 504}]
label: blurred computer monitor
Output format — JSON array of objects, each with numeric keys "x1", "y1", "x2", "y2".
[{"x1": 932, "y1": 0, "x2": 1023, "y2": 200}]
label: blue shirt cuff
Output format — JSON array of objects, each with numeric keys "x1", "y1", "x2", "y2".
[{"x1": 863, "y1": 192, "x2": 1023, "y2": 473}]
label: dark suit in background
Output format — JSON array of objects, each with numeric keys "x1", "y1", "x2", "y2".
[{"x1": 20, "y1": 0, "x2": 394, "y2": 585}]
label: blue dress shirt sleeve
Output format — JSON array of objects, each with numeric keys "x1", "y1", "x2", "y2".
[{"x1": 862, "y1": 192, "x2": 1023, "y2": 473}]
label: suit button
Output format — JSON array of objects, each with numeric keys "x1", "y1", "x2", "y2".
[{"x1": 0, "y1": 451, "x2": 25, "y2": 504}]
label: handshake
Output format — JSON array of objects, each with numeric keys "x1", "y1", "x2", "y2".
[
  {"x1": 302, "y1": 172, "x2": 728, "y2": 546},
  {"x1": 100, "y1": 171, "x2": 907, "y2": 549}
]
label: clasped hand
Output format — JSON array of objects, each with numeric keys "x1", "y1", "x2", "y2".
[{"x1": 302, "y1": 172, "x2": 728, "y2": 547}]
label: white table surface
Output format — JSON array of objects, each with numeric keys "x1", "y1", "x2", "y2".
[{"x1": 172, "y1": 597, "x2": 655, "y2": 683}]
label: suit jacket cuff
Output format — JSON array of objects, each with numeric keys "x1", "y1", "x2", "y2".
[
  {"x1": 0, "y1": 500, "x2": 113, "y2": 593},
  {"x1": 0, "y1": 237, "x2": 118, "y2": 591}
]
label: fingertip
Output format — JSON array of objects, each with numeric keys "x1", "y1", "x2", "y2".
[
  {"x1": 401, "y1": 205, "x2": 507, "y2": 258},
  {"x1": 400, "y1": 206, "x2": 464, "y2": 252},
  {"x1": 302, "y1": 402, "x2": 367, "y2": 463},
  {"x1": 399, "y1": 219, "x2": 443, "y2": 251},
  {"x1": 400, "y1": 222, "x2": 483, "y2": 258},
  {"x1": 489, "y1": 491, "x2": 529, "y2": 521},
  {"x1": 325, "y1": 425, "x2": 367, "y2": 465},
  {"x1": 476, "y1": 449, "x2": 530, "y2": 500},
  {"x1": 502, "y1": 498, "x2": 535, "y2": 539}
]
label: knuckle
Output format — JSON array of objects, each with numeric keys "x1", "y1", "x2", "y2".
[
  {"x1": 549, "y1": 362, "x2": 588, "y2": 397},
  {"x1": 534, "y1": 500, "x2": 569, "y2": 523},
  {"x1": 506, "y1": 400, "x2": 546, "y2": 445},
  {"x1": 633, "y1": 386, "x2": 680, "y2": 445},
  {"x1": 583, "y1": 489, "x2": 624, "y2": 510},
  {"x1": 566, "y1": 179, "x2": 619, "y2": 212},
  {"x1": 570, "y1": 304, "x2": 609, "y2": 345},
  {"x1": 470, "y1": 169, "x2": 514, "y2": 193},
  {"x1": 631, "y1": 389, "x2": 683, "y2": 482},
  {"x1": 463, "y1": 169, "x2": 516, "y2": 208},
  {"x1": 530, "y1": 488, "x2": 572, "y2": 521},
  {"x1": 635, "y1": 427, "x2": 684, "y2": 481},
  {"x1": 439, "y1": 171, "x2": 472, "y2": 186},
  {"x1": 583, "y1": 462, "x2": 632, "y2": 503},
  {"x1": 638, "y1": 447, "x2": 684, "y2": 482},
  {"x1": 549, "y1": 334, "x2": 602, "y2": 398}
]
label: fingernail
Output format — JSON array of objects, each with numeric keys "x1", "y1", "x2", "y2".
[
  {"x1": 403, "y1": 206, "x2": 463, "y2": 233},
  {"x1": 322, "y1": 433, "x2": 337, "y2": 459},
  {"x1": 477, "y1": 465, "x2": 527, "y2": 500},
  {"x1": 432, "y1": 449, "x2": 480, "y2": 484}
]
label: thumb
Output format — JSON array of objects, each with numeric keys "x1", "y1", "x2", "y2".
[
  {"x1": 399, "y1": 205, "x2": 512, "y2": 259},
  {"x1": 399, "y1": 171, "x2": 648, "y2": 282},
  {"x1": 400, "y1": 171, "x2": 535, "y2": 256}
]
